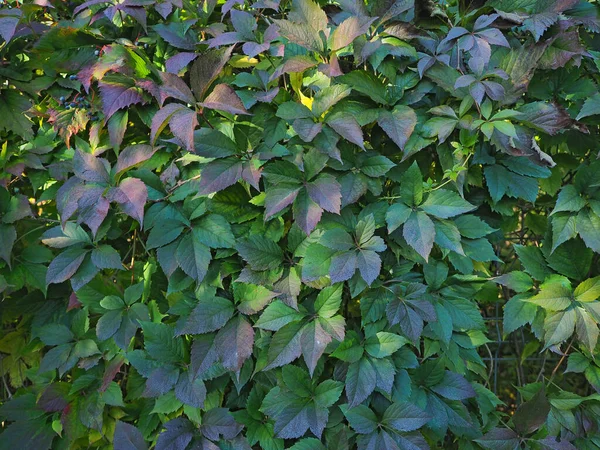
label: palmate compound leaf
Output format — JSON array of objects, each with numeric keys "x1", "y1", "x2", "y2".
[{"x1": 260, "y1": 369, "x2": 343, "y2": 439}]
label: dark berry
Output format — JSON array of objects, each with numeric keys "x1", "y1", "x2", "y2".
[
  {"x1": 59, "y1": 96, "x2": 65, "y2": 103},
  {"x1": 69, "y1": 75, "x2": 77, "y2": 80},
  {"x1": 70, "y1": 102, "x2": 77, "y2": 107},
  {"x1": 94, "y1": 50, "x2": 100, "y2": 56},
  {"x1": 65, "y1": 105, "x2": 71, "y2": 109},
  {"x1": 144, "y1": 43, "x2": 148, "y2": 49}
]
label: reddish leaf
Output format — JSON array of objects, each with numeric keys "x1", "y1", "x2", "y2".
[
  {"x1": 73, "y1": 149, "x2": 110, "y2": 184},
  {"x1": 77, "y1": 187, "x2": 110, "y2": 237},
  {"x1": 326, "y1": 114, "x2": 365, "y2": 149},
  {"x1": 99, "y1": 80, "x2": 146, "y2": 120},
  {"x1": 198, "y1": 158, "x2": 244, "y2": 195},
  {"x1": 306, "y1": 175, "x2": 341, "y2": 214},
  {"x1": 114, "y1": 144, "x2": 157, "y2": 178},
  {"x1": 199, "y1": 84, "x2": 250, "y2": 115},
  {"x1": 158, "y1": 72, "x2": 196, "y2": 106},
  {"x1": 190, "y1": 47, "x2": 234, "y2": 101},
  {"x1": 293, "y1": 189, "x2": 323, "y2": 235},
  {"x1": 107, "y1": 177, "x2": 148, "y2": 225},
  {"x1": 46, "y1": 247, "x2": 88, "y2": 285}
]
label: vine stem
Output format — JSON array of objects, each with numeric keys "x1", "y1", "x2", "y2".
[{"x1": 547, "y1": 338, "x2": 574, "y2": 385}]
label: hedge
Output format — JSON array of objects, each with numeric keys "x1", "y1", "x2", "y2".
[{"x1": 1, "y1": 0, "x2": 600, "y2": 449}]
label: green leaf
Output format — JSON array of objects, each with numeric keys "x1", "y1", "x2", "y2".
[
  {"x1": 0, "y1": 89, "x2": 33, "y2": 139},
  {"x1": 514, "y1": 244, "x2": 553, "y2": 281},
  {"x1": 551, "y1": 214, "x2": 577, "y2": 253},
  {"x1": 177, "y1": 296, "x2": 234, "y2": 335},
  {"x1": 528, "y1": 276, "x2": 573, "y2": 311},
  {"x1": 234, "y1": 282, "x2": 278, "y2": 315},
  {"x1": 340, "y1": 404, "x2": 378, "y2": 434},
  {"x1": 141, "y1": 322, "x2": 185, "y2": 364},
  {"x1": 543, "y1": 308, "x2": 576, "y2": 348},
  {"x1": 551, "y1": 185, "x2": 586, "y2": 215},
  {"x1": 264, "y1": 321, "x2": 303, "y2": 370},
  {"x1": 314, "y1": 284, "x2": 343, "y2": 318},
  {"x1": 255, "y1": 300, "x2": 304, "y2": 331},
  {"x1": 577, "y1": 209, "x2": 600, "y2": 253},
  {"x1": 386, "y1": 203, "x2": 411, "y2": 234},
  {"x1": 575, "y1": 277, "x2": 600, "y2": 302},
  {"x1": 577, "y1": 92, "x2": 600, "y2": 120},
  {"x1": 176, "y1": 231, "x2": 211, "y2": 284},
  {"x1": 91, "y1": 245, "x2": 122, "y2": 270},
  {"x1": 575, "y1": 306, "x2": 599, "y2": 352},
  {"x1": 492, "y1": 271, "x2": 533, "y2": 293},
  {"x1": 193, "y1": 214, "x2": 235, "y2": 248},
  {"x1": 345, "y1": 356, "x2": 377, "y2": 407},
  {"x1": 503, "y1": 294, "x2": 538, "y2": 334},
  {"x1": 46, "y1": 247, "x2": 89, "y2": 286},
  {"x1": 381, "y1": 402, "x2": 430, "y2": 432},
  {"x1": 421, "y1": 190, "x2": 476, "y2": 219},
  {"x1": 237, "y1": 235, "x2": 284, "y2": 271},
  {"x1": 365, "y1": 332, "x2": 406, "y2": 358},
  {"x1": 399, "y1": 162, "x2": 423, "y2": 206}
]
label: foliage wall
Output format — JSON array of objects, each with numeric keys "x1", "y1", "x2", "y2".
[{"x1": 2, "y1": 0, "x2": 600, "y2": 448}]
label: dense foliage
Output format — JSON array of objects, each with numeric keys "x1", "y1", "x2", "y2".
[{"x1": 2, "y1": 0, "x2": 600, "y2": 448}]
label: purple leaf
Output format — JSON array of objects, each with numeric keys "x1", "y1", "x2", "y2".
[
  {"x1": 469, "y1": 82, "x2": 486, "y2": 105},
  {"x1": 241, "y1": 160, "x2": 262, "y2": 190},
  {"x1": 215, "y1": 315, "x2": 254, "y2": 372},
  {"x1": 107, "y1": 177, "x2": 148, "y2": 225},
  {"x1": 293, "y1": 188, "x2": 323, "y2": 235},
  {"x1": 99, "y1": 80, "x2": 146, "y2": 120},
  {"x1": 153, "y1": 20, "x2": 198, "y2": 50},
  {"x1": 114, "y1": 421, "x2": 148, "y2": 450},
  {"x1": 46, "y1": 247, "x2": 88, "y2": 285},
  {"x1": 306, "y1": 175, "x2": 341, "y2": 214},
  {"x1": 158, "y1": 72, "x2": 196, "y2": 105},
  {"x1": 56, "y1": 177, "x2": 87, "y2": 226},
  {"x1": 356, "y1": 249, "x2": 381, "y2": 285},
  {"x1": 73, "y1": 149, "x2": 110, "y2": 184},
  {"x1": 169, "y1": 105, "x2": 198, "y2": 151},
  {"x1": 301, "y1": 320, "x2": 332, "y2": 377},
  {"x1": 329, "y1": 251, "x2": 357, "y2": 283},
  {"x1": 326, "y1": 114, "x2": 365, "y2": 149},
  {"x1": 330, "y1": 16, "x2": 376, "y2": 51},
  {"x1": 77, "y1": 187, "x2": 109, "y2": 237},
  {"x1": 518, "y1": 101, "x2": 572, "y2": 135},
  {"x1": 264, "y1": 185, "x2": 301, "y2": 219},
  {"x1": 0, "y1": 224, "x2": 16, "y2": 267},
  {"x1": 208, "y1": 31, "x2": 243, "y2": 48},
  {"x1": 114, "y1": 144, "x2": 157, "y2": 178},
  {"x1": 190, "y1": 47, "x2": 234, "y2": 101},
  {"x1": 377, "y1": 106, "x2": 417, "y2": 150},
  {"x1": 242, "y1": 41, "x2": 270, "y2": 58},
  {"x1": 165, "y1": 52, "x2": 198, "y2": 74},
  {"x1": 403, "y1": 211, "x2": 435, "y2": 262},
  {"x1": 198, "y1": 158, "x2": 244, "y2": 195},
  {"x1": 292, "y1": 118, "x2": 322, "y2": 142},
  {"x1": 0, "y1": 10, "x2": 20, "y2": 43},
  {"x1": 199, "y1": 83, "x2": 250, "y2": 115}
]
